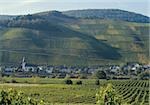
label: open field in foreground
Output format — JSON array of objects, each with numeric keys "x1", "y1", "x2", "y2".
[{"x1": 0, "y1": 78, "x2": 149, "y2": 105}]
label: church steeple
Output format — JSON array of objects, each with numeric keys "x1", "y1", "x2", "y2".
[{"x1": 21, "y1": 57, "x2": 26, "y2": 71}]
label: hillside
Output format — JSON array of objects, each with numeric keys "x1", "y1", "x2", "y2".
[
  {"x1": 0, "y1": 15, "x2": 121, "y2": 65},
  {"x1": 0, "y1": 9, "x2": 149, "y2": 65},
  {"x1": 63, "y1": 9, "x2": 150, "y2": 23},
  {"x1": 34, "y1": 11, "x2": 77, "y2": 23},
  {"x1": 65, "y1": 19, "x2": 149, "y2": 64}
]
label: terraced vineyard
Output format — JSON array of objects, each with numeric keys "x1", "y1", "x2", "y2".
[{"x1": 111, "y1": 80, "x2": 149, "y2": 105}]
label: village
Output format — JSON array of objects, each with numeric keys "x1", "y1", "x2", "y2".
[{"x1": 0, "y1": 57, "x2": 149, "y2": 79}]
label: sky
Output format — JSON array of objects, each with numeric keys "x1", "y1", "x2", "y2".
[{"x1": 0, "y1": 0, "x2": 149, "y2": 16}]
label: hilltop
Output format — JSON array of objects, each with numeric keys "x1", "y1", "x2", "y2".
[{"x1": 63, "y1": 9, "x2": 149, "y2": 23}]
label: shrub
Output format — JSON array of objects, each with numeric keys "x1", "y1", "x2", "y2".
[
  {"x1": 64, "y1": 79, "x2": 73, "y2": 85},
  {"x1": 24, "y1": 81, "x2": 28, "y2": 84},
  {"x1": 95, "y1": 70, "x2": 107, "y2": 79},
  {"x1": 76, "y1": 80, "x2": 82, "y2": 85},
  {"x1": 0, "y1": 88, "x2": 45, "y2": 105},
  {"x1": 10, "y1": 79, "x2": 18, "y2": 83},
  {"x1": 96, "y1": 83, "x2": 122, "y2": 105},
  {"x1": 79, "y1": 74, "x2": 87, "y2": 79},
  {"x1": 95, "y1": 79, "x2": 100, "y2": 85},
  {"x1": 5, "y1": 81, "x2": 10, "y2": 83}
]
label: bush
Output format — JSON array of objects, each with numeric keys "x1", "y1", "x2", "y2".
[
  {"x1": 76, "y1": 80, "x2": 82, "y2": 85},
  {"x1": 79, "y1": 74, "x2": 87, "y2": 79},
  {"x1": 95, "y1": 79, "x2": 100, "y2": 85},
  {"x1": 64, "y1": 79, "x2": 73, "y2": 85},
  {"x1": 0, "y1": 88, "x2": 45, "y2": 105},
  {"x1": 106, "y1": 76, "x2": 111, "y2": 80},
  {"x1": 24, "y1": 81, "x2": 28, "y2": 84},
  {"x1": 139, "y1": 71, "x2": 150, "y2": 80},
  {"x1": 95, "y1": 70, "x2": 107, "y2": 79},
  {"x1": 10, "y1": 79, "x2": 18, "y2": 83},
  {"x1": 96, "y1": 83, "x2": 123, "y2": 105}
]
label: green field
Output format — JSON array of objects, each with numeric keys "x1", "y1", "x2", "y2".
[{"x1": 0, "y1": 78, "x2": 149, "y2": 105}]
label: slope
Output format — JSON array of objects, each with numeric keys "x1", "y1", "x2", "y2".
[
  {"x1": 0, "y1": 22, "x2": 121, "y2": 65},
  {"x1": 66, "y1": 19, "x2": 149, "y2": 64}
]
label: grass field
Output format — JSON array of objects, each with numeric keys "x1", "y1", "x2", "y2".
[{"x1": 0, "y1": 78, "x2": 149, "y2": 105}]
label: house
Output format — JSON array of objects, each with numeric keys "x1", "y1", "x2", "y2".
[
  {"x1": 45, "y1": 66, "x2": 53, "y2": 74},
  {"x1": 3, "y1": 67, "x2": 14, "y2": 76},
  {"x1": 143, "y1": 65, "x2": 150, "y2": 71},
  {"x1": 24, "y1": 64, "x2": 37, "y2": 72},
  {"x1": 110, "y1": 65, "x2": 120, "y2": 74},
  {"x1": 4, "y1": 68, "x2": 14, "y2": 72}
]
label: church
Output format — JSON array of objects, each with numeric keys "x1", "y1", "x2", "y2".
[{"x1": 21, "y1": 57, "x2": 37, "y2": 72}]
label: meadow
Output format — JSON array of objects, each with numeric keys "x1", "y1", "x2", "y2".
[{"x1": 0, "y1": 78, "x2": 149, "y2": 105}]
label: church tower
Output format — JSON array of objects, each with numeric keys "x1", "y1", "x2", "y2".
[{"x1": 21, "y1": 57, "x2": 26, "y2": 71}]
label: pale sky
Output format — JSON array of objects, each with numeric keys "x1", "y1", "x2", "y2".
[{"x1": 0, "y1": 0, "x2": 149, "y2": 16}]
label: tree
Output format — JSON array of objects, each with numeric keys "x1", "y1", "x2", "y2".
[
  {"x1": 96, "y1": 83, "x2": 122, "y2": 105},
  {"x1": 139, "y1": 71, "x2": 150, "y2": 80},
  {"x1": 95, "y1": 70, "x2": 107, "y2": 79},
  {"x1": 76, "y1": 80, "x2": 82, "y2": 85},
  {"x1": 64, "y1": 79, "x2": 73, "y2": 85}
]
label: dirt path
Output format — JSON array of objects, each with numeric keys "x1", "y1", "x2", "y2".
[{"x1": 0, "y1": 83, "x2": 40, "y2": 87}]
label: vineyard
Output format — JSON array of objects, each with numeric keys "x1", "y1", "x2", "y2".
[
  {"x1": 111, "y1": 80, "x2": 149, "y2": 105},
  {"x1": 0, "y1": 78, "x2": 149, "y2": 105}
]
